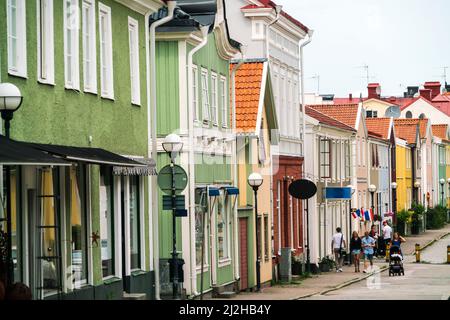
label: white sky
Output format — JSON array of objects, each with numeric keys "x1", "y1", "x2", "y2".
[{"x1": 278, "y1": 0, "x2": 450, "y2": 97}]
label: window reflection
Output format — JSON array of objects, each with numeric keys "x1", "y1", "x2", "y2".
[
  {"x1": 100, "y1": 167, "x2": 114, "y2": 278},
  {"x1": 129, "y1": 176, "x2": 140, "y2": 270}
]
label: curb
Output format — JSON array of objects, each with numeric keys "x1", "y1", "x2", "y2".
[
  {"x1": 292, "y1": 265, "x2": 389, "y2": 300},
  {"x1": 408, "y1": 231, "x2": 450, "y2": 256}
]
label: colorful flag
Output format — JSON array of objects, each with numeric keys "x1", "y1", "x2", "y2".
[
  {"x1": 352, "y1": 209, "x2": 359, "y2": 219},
  {"x1": 369, "y1": 208, "x2": 375, "y2": 221},
  {"x1": 360, "y1": 208, "x2": 365, "y2": 221},
  {"x1": 364, "y1": 210, "x2": 371, "y2": 221}
]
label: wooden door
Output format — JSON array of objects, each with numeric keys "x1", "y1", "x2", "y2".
[{"x1": 239, "y1": 218, "x2": 248, "y2": 290}]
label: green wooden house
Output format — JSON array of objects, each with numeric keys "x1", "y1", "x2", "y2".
[
  {"x1": 0, "y1": 0, "x2": 162, "y2": 300},
  {"x1": 151, "y1": 0, "x2": 242, "y2": 298}
]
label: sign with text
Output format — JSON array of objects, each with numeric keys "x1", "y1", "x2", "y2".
[{"x1": 324, "y1": 187, "x2": 352, "y2": 200}]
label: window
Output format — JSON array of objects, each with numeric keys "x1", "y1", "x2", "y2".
[
  {"x1": 99, "y1": 3, "x2": 114, "y2": 99},
  {"x1": 366, "y1": 110, "x2": 378, "y2": 118},
  {"x1": 192, "y1": 65, "x2": 199, "y2": 121},
  {"x1": 406, "y1": 149, "x2": 412, "y2": 169},
  {"x1": 82, "y1": 0, "x2": 97, "y2": 93},
  {"x1": 345, "y1": 141, "x2": 351, "y2": 178},
  {"x1": 99, "y1": 166, "x2": 114, "y2": 278},
  {"x1": 37, "y1": 0, "x2": 54, "y2": 84},
  {"x1": 320, "y1": 139, "x2": 331, "y2": 178},
  {"x1": 129, "y1": 176, "x2": 141, "y2": 270},
  {"x1": 217, "y1": 190, "x2": 230, "y2": 262},
  {"x1": 220, "y1": 76, "x2": 227, "y2": 127},
  {"x1": 258, "y1": 122, "x2": 267, "y2": 165},
  {"x1": 64, "y1": 0, "x2": 80, "y2": 90},
  {"x1": 195, "y1": 188, "x2": 208, "y2": 268},
  {"x1": 128, "y1": 17, "x2": 140, "y2": 105},
  {"x1": 211, "y1": 73, "x2": 218, "y2": 125},
  {"x1": 405, "y1": 111, "x2": 413, "y2": 119},
  {"x1": 201, "y1": 69, "x2": 210, "y2": 122},
  {"x1": 69, "y1": 165, "x2": 88, "y2": 285},
  {"x1": 7, "y1": 0, "x2": 27, "y2": 77}
]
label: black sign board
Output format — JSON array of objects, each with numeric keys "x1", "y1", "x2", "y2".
[
  {"x1": 162, "y1": 195, "x2": 186, "y2": 210},
  {"x1": 288, "y1": 179, "x2": 317, "y2": 200}
]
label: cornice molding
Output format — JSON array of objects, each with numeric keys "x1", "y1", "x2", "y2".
[{"x1": 114, "y1": 0, "x2": 163, "y2": 14}]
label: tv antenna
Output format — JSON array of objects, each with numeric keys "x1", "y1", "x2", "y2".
[{"x1": 307, "y1": 74, "x2": 320, "y2": 93}]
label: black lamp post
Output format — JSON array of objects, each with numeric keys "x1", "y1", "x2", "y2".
[
  {"x1": 0, "y1": 83, "x2": 23, "y2": 287},
  {"x1": 248, "y1": 172, "x2": 263, "y2": 292},
  {"x1": 440, "y1": 179, "x2": 446, "y2": 207},
  {"x1": 368, "y1": 184, "x2": 376, "y2": 226},
  {"x1": 391, "y1": 182, "x2": 397, "y2": 231},
  {"x1": 162, "y1": 133, "x2": 183, "y2": 300}
]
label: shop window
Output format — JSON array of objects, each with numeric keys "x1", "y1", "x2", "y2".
[
  {"x1": 217, "y1": 190, "x2": 230, "y2": 262},
  {"x1": 129, "y1": 176, "x2": 141, "y2": 270},
  {"x1": 99, "y1": 166, "x2": 114, "y2": 278},
  {"x1": 195, "y1": 188, "x2": 208, "y2": 268},
  {"x1": 69, "y1": 165, "x2": 88, "y2": 284}
]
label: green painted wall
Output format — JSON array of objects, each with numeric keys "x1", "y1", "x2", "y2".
[{"x1": 0, "y1": 0, "x2": 151, "y2": 290}]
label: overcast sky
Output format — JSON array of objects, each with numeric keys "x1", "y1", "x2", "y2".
[{"x1": 278, "y1": 0, "x2": 450, "y2": 97}]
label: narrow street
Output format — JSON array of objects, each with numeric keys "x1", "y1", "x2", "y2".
[{"x1": 302, "y1": 236, "x2": 450, "y2": 300}]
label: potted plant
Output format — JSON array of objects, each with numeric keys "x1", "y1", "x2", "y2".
[
  {"x1": 396, "y1": 209, "x2": 411, "y2": 236},
  {"x1": 318, "y1": 256, "x2": 335, "y2": 272},
  {"x1": 410, "y1": 203, "x2": 425, "y2": 234}
]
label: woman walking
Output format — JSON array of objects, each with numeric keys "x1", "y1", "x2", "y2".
[
  {"x1": 392, "y1": 232, "x2": 406, "y2": 248},
  {"x1": 350, "y1": 231, "x2": 362, "y2": 272}
]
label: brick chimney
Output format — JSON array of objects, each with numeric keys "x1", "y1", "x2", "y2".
[
  {"x1": 349, "y1": 93, "x2": 353, "y2": 101},
  {"x1": 419, "y1": 89, "x2": 432, "y2": 101},
  {"x1": 423, "y1": 81, "x2": 441, "y2": 99},
  {"x1": 368, "y1": 83, "x2": 381, "y2": 99}
]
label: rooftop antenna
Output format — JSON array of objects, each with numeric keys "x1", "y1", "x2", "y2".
[
  {"x1": 307, "y1": 74, "x2": 320, "y2": 94},
  {"x1": 441, "y1": 66, "x2": 448, "y2": 84},
  {"x1": 356, "y1": 65, "x2": 370, "y2": 85}
]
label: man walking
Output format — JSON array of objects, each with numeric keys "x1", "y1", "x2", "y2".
[
  {"x1": 362, "y1": 231, "x2": 376, "y2": 273},
  {"x1": 331, "y1": 227, "x2": 346, "y2": 272},
  {"x1": 382, "y1": 220, "x2": 392, "y2": 255}
]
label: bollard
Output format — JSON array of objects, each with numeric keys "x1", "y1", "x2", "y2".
[
  {"x1": 447, "y1": 245, "x2": 450, "y2": 264},
  {"x1": 385, "y1": 242, "x2": 391, "y2": 262},
  {"x1": 415, "y1": 243, "x2": 421, "y2": 263}
]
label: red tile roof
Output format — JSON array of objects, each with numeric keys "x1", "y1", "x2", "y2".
[
  {"x1": 431, "y1": 124, "x2": 449, "y2": 140},
  {"x1": 431, "y1": 93, "x2": 450, "y2": 116},
  {"x1": 365, "y1": 118, "x2": 392, "y2": 140},
  {"x1": 305, "y1": 106, "x2": 355, "y2": 132},
  {"x1": 241, "y1": 0, "x2": 309, "y2": 33},
  {"x1": 393, "y1": 119, "x2": 428, "y2": 144},
  {"x1": 233, "y1": 61, "x2": 265, "y2": 133},
  {"x1": 307, "y1": 104, "x2": 360, "y2": 128}
]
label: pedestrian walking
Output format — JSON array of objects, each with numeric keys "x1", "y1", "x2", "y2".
[
  {"x1": 350, "y1": 231, "x2": 362, "y2": 272},
  {"x1": 369, "y1": 225, "x2": 379, "y2": 256},
  {"x1": 392, "y1": 232, "x2": 406, "y2": 248},
  {"x1": 361, "y1": 231, "x2": 376, "y2": 273},
  {"x1": 381, "y1": 220, "x2": 392, "y2": 255},
  {"x1": 331, "y1": 227, "x2": 346, "y2": 272}
]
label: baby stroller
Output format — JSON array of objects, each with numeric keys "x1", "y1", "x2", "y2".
[{"x1": 388, "y1": 245, "x2": 404, "y2": 276}]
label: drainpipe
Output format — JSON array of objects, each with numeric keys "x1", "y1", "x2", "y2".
[
  {"x1": 300, "y1": 29, "x2": 314, "y2": 158},
  {"x1": 149, "y1": 1, "x2": 176, "y2": 300},
  {"x1": 187, "y1": 25, "x2": 209, "y2": 297},
  {"x1": 230, "y1": 51, "x2": 245, "y2": 284}
]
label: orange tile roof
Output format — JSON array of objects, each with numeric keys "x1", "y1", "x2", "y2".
[
  {"x1": 305, "y1": 106, "x2": 355, "y2": 132},
  {"x1": 365, "y1": 118, "x2": 392, "y2": 140},
  {"x1": 393, "y1": 118, "x2": 429, "y2": 144},
  {"x1": 431, "y1": 124, "x2": 449, "y2": 140},
  {"x1": 307, "y1": 104, "x2": 360, "y2": 128},
  {"x1": 233, "y1": 61, "x2": 265, "y2": 133}
]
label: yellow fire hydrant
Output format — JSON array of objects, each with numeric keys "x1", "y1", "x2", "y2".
[
  {"x1": 447, "y1": 245, "x2": 450, "y2": 264},
  {"x1": 385, "y1": 242, "x2": 391, "y2": 262},
  {"x1": 415, "y1": 244, "x2": 421, "y2": 263}
]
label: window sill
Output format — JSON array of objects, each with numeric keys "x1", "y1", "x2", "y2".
[
  {"x1": 131, "y1": 269, "x2": 146, "y2": 277},
  {"x1": 8, "y1": 70, "x2": 27, "y2": 79},
  {"x1": 131, "y1": 102, "x2": 141, "y2": 107},
  {"x1": 103, "y1": 276, "x2": 122, "y2": 285},
  {"x1": 101, "y1": 94, "x2": 115, "y2": 101},
  {"x1": 84, "y1": 88, "x2": 98, "y2": 95},
  {"x1": 196, "y1": 265, "x2": 210, "y2": 274},
  {"x1": 38, "y1": 79, "x2": 55, "y2": 86},
  {"x1": 218, "y1": 258, "x2": 231, "y2": 268}
]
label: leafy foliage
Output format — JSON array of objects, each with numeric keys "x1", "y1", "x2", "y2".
[{"x1": 426, "y1": 205, "x2": 448, "y2": 229}]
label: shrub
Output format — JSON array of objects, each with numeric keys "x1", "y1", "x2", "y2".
[{"x1": 426, "y1": 205, "x2": 447, "y2": 229}]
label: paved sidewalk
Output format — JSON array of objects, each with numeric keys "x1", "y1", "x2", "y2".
[{"x1": 212, "y1": 224, "x2": 450, "y2": 300}]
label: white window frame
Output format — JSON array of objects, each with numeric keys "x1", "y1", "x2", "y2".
[
  {"x1": 201, "y1": 68, "x2": 211, "y2": 123},
  {"x1": 7, "y1": 0, "x2": 27, "y2": 78},
  {"x1": 192, "y1": 64, "x2": 199, "y2": 121},
  {"x1": 211, "y1": 72, "x2": 218, "y2": 125},
  {"x1": 82, "y1": 0, "x2": 97, "y2": 94},
  {"x1": 99, "y1": 2, "x2": 114, "y2": 99},
  {"x1": 37, "y1": 0, "x2": 54, "y2": 85},
  {"x1": 128, "y1": 17, "x2": 140, "y2": 106},
  {"x1": 220, "y1": 76, "x2": 227, "y2": 128},
  {"x1": 64, "y1": 0, "x2": 80, "y2": 90},
  {"x1": 218, "y1": 190, "x2": 231, "y2": 266}
]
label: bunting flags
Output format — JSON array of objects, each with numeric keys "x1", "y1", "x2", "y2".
[{"x1": 352, "y1": 209, "x2": 359, "y2": 219}]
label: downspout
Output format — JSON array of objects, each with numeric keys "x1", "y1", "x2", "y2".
[
  {"x1": 300, "y1": 29, "x2": 314, "y2": 158},
  {"x1": 231, "y1": 53, "x2": 245, "y2": 284},
  {"x1": 187, "y1": 25, "x2": 209, "y2": 297},
  {"x1": 149, "y1": 1, "x2": 176, "y2": 300}
]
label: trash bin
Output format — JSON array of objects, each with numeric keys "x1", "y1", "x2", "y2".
[{"x1": 168, "y1": 258, "x2": 185, "y2": 283}]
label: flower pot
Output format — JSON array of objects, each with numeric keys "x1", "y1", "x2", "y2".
[{"x1": 319, "y1": 262, "x2": 330, "y2": 272}]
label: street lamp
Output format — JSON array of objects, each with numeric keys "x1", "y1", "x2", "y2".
[
  {"x1": 162, "y1": 133, "x2": 183, "y2": 299},
  {"x1": 0, "y1": 83, "x2": 23, "y2": 287},
  {"x1": 414, "y1": 180, "x2": 421, "y2": 205},
  {"x1": 248, "y1": 172, "x2": 263, "y2": 292},
  {"x1": 368, "y1": 184, "x2": 377, "y2": 220},
  {"x1": 440, "y1": 178, "x2": 446, "y2": 206},
  {"x1": 347, "y1": 184, "x2": 356, "y2": 265}
]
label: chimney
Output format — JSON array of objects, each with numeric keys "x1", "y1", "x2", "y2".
[
  {"x1": 349, "y1": 93, "x2": 353, "y2": 101},
  {"x1": 367, "y1": 83, "x2": 381, "y2": 99},
  {"x1": 423, "y1": 82, "x2": 441, "y2": 99},
  {"x1": 419, "y1": 89, "x2": 432, "y2": 101}
]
